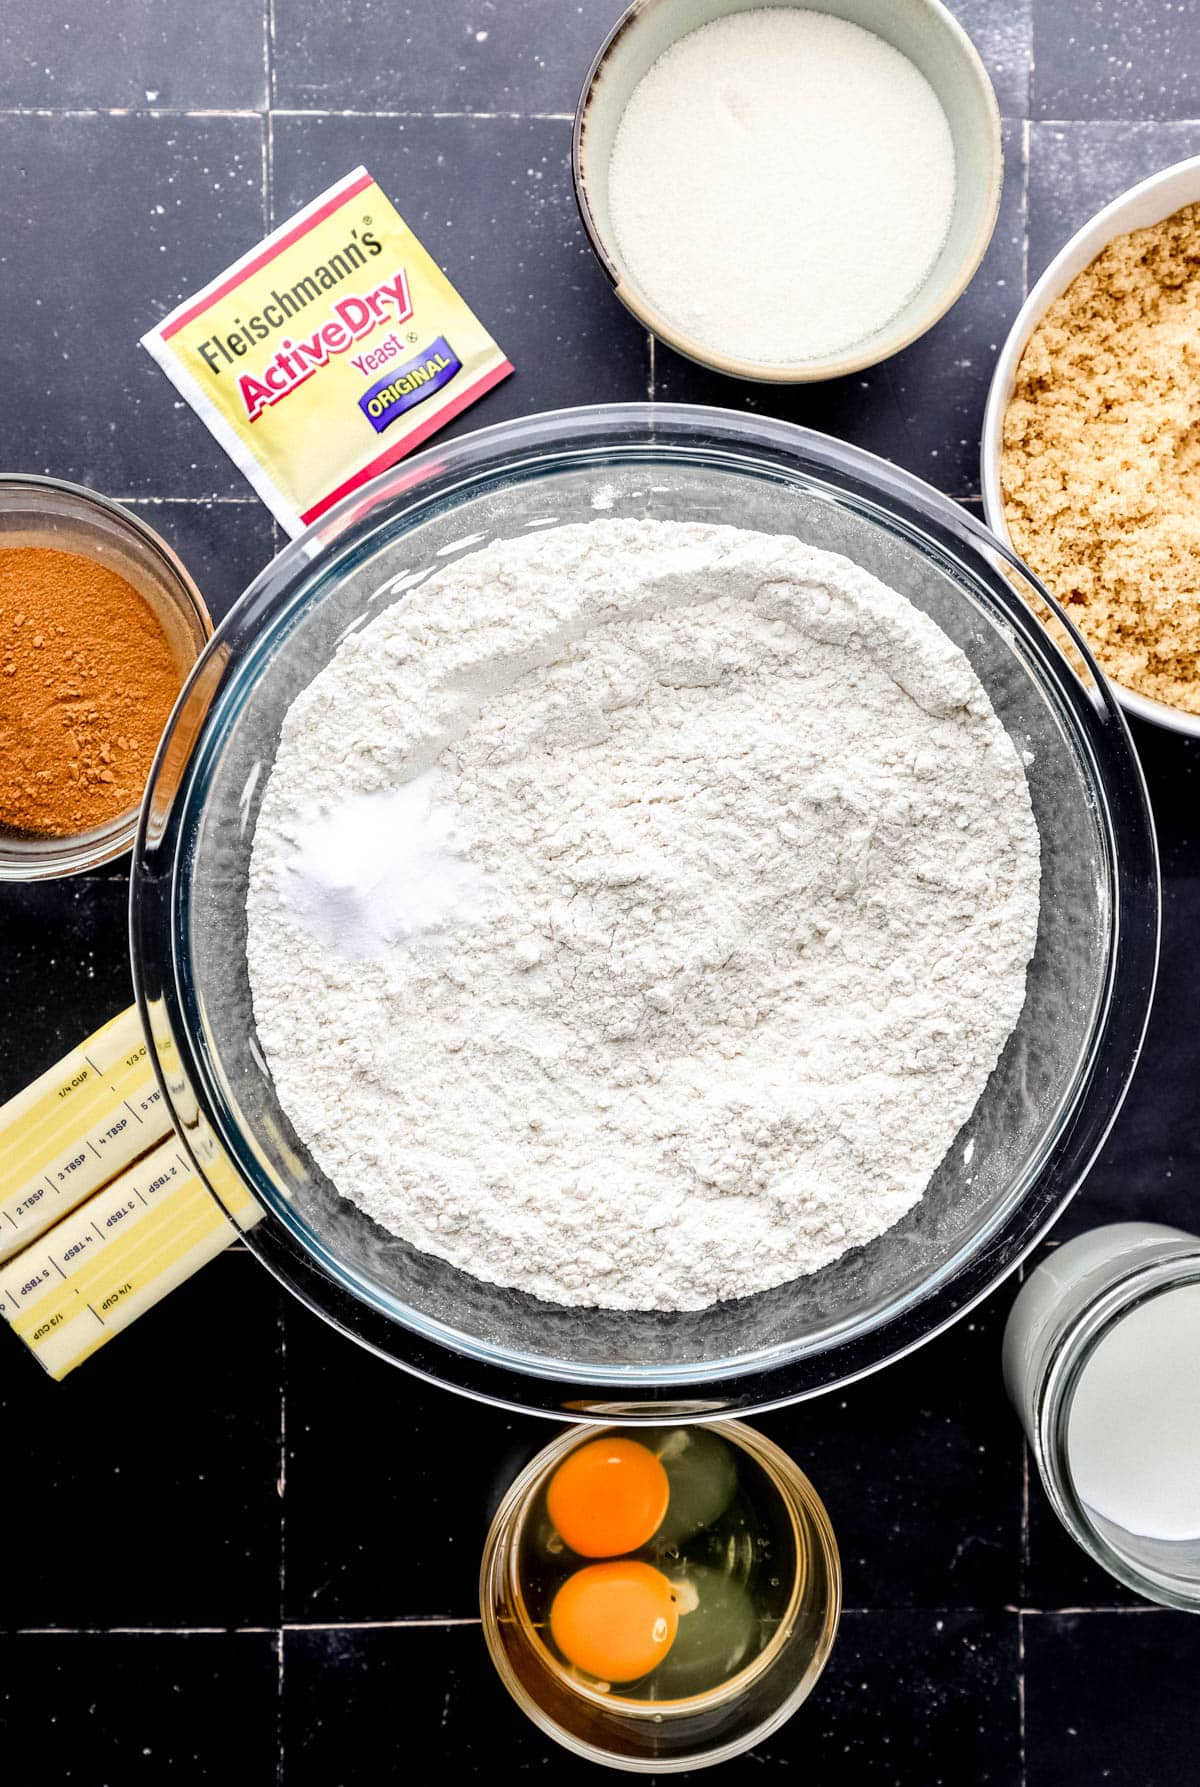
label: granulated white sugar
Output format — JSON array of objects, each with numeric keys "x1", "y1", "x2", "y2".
[
  {"x1": 607, "y1": 8, "x2": 956, "y2": 365},
  {"x1": 247, "y1": 518, "x2": 1040, "y2": 1314}
]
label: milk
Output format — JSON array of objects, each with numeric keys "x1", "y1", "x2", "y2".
[
  {"x1": 1067, "y1": 1283, "x2": 1200, "y2": 1544},
  {"x1": 1002, "y1": 1222, "x2": 1200, "y2": 1604}
]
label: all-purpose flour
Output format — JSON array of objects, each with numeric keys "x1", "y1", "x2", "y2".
[{"x1": 246, "y1": 519, "x2": 1040, "y2": 1312}]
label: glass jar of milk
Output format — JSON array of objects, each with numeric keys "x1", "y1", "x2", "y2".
[{"x1": 1003, "y1": 1222, "x2": 1200, "y2": 1610}]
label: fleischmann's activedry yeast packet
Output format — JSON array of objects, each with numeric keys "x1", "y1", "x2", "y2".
[{"x1": 142, "y1": 167, "x2": 512, "y2": 535}]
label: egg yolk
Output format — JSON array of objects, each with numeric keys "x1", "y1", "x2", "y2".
[
  {"x1": 549, "y1": 1560, "x2": 679, "y2": 1682},
  {"x1": 546, "y1": 1436, "x2": 670, "y2": 1557}
]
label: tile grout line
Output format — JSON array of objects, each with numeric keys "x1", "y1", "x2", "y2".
[
  {"x1": 13, "y1": 1609, "x2": 1171, "y2": 1638},
  {"x1": 276, "y1": 1628, "x2": 285, "y2": 1787},
  {"x1": 21, "y1": 1608, "x2": 1176, "y2": 1634},
  {"x1": 0, "y1": 105, "x2": 582, "y2": 121},
  {"x1": 0, "y1": 107, "x2": 263, "y2": 119},
  {"x1": 1018, "y1": 1609, "x2": 1027, "y2": 1786},
  {"x1": 267, "y1": 109, "x2": 275, "y2": 232},
  {"x1": 1021, "y1": 1439, "x2": 1030, "y2": 1604},
  {"x1": 265, "y1": 0, "x2": 277, "y2": 227},
  {"x1": 11, "y1": 1619, "x2": 484, "y2": 1635},
  {"x1": 1019, "y1": 1606, "x2": 1163, "y2": 1616},
  {"x1": 5, "y1": 102, "x2": 1200, "y2": 125},
  {"x1": 283, "y1": 1618, "x2": 483, "y2": 1631},
  {"x1": 273, "y1": 108, "x2": 578, "y2": 121},
  {"x1": 15, "y1": 1626, "x2": 275, "y2": 1635},
  {"x1": 277, "y1": 1300, "x2": 287, "y2": 1630},
  {"x1": 1021, "y1": 118, "x2": 1031, "y2": 301},
  {"x1": 265, "y1": 0, "x2": 277, "y2": 114}
]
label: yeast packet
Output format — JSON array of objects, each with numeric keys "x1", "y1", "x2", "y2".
[{"x1": 142, "y1": 168, "x2": 512, "y2": 535}]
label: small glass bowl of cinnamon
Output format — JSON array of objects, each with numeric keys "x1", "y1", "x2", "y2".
[{"x1": 0, "y1": 475, "x2": 212, "y2": 879}]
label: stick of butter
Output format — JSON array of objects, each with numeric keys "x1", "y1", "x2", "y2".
[
  {"x1": 0, "y1": 1007, "x2": 171, "y2": 1264},
  {"x1": 0, "y1": 1133, "x2": 260, "y2": 1380},
  {"x1": 141, "y1": 166, "x2": 513, "y2": 536}
]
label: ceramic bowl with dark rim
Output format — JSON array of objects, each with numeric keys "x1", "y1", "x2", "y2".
[{"x1": 572, "y1": 0, "x2": 1003, "y2": 383}]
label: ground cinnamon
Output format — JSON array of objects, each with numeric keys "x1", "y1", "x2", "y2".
[{"x1": 0, "y1": 546, "x2": 183, "y2": 837}]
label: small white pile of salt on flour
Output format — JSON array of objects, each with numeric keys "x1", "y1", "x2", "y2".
[{"x1": 246, "y1": 519, "x2": 1040, "y2": 1313}]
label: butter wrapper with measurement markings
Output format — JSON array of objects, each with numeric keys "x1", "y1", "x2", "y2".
[
  {"x1": 0, "y1": 1133, "x2": 261, "y2": 1379},
  {"x1": 0, "y1": 1007, "x2": 171, "y2": 1263},
  {"x1": 141, "y1": 167, "x2": 513, "y2": 536}
]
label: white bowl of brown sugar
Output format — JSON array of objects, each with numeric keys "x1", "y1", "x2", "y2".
[{"x1": 982, "y1": 155, "x2": 1200, "y2": 738}]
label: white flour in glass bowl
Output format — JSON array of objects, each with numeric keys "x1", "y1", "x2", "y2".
[{"x1": 246, "y1": 518, "x2": 1039, "y2": 1313}]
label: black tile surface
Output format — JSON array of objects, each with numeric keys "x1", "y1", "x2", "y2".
[
  {"x1": 957, "y1": 0, "x2": 1033, "y2": 118},
  {"x1": 1032, "y1": 0, "x2": 1200, "y2": 122},
  {"x1": 0, "y1": 0, "x2": 268, "y2": 109},
  {"x1": 4, "y1": 0, "x2": 1200, "y2": 1782},
  {"x1": 271, "y1": 0, "x2": 629, "y2": 115},
  {"x1": 0, "y1": 112, "x2": 265, "y2": 497},
  {"x1": 1027, "y1": 120, "x2": 1200, "y2": 278},
  {"x1": 281, "y1": 1612, "x2": 1020, "y2": 1784},
  {"x1": 282, "y1": 1299, "x2": 543, "y2": 1622},
  {"x1": 125, "y1": 499, "x2": 280, "y2": 623},
  {"x1": 1024, "y1": 1612, "x2": 1200, "y2": 1787},
  {"x1": 0, "y1": 1252, "x2": 283, "y2": 1629},
  {"x1": 0, "y1": 880, "x2": 135, "y2": 1097},
  {"x1": 3, "y1": 1632, "x2": 279, "y2": 1784}
]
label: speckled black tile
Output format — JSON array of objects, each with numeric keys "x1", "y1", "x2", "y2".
[
  {"x1": 271, "y1": 0, "x2": 627, "y2": 114},
  {"x1": 281, "y1": 1299, "x2": 545, "y2": 1622},
  {"x1": 1033, "y1": 0, "x2": 1200, "y2": 122},
  {"x1": 0, "y1": 1252, "x2": 282, "y2": 1629},
  {"x1": 270, "y1": 112, "x2": 648, "y2": 431},
  {"x1": 1027, "y1": 120, "x2": 1200, "y2": 281},
  {"x1": 1025, "y1": 1611, "x2": 1200, "y2": 1786},
  {"x1": 271, "y1": 0, "x2": 1025, "y2": 122},
  {"x1": 954, "y1": 0, "x2": 1033, "y2": 117},
  {"x1": 0, "y1": 112, "x2": 264, "y2": 497},
  {"x1": 761, "y1": 1294, "x2": 1021, "y2": 1611},
  {"x1": 3, "y1": 1633, "x2": 278, "y2": 1784},
  {"x1": 282, "y1": 1611, "x2": 1019, "y2": 1783},
  {"x1": 655, "y1": 117, "x2": 1024, "y2": 498},
  {"x1": 1, "y1": 0, "x2": 268, "y2": 109},
  {"x1": 791, "y1": 1610, "x2": 1019, "y2": 1785},
  {"x1": 0, "y1": 879, "x2": 135, "y2": 1102},
  {"x1": 124, "y1": 499, "x2": 279, "y2": 622}
]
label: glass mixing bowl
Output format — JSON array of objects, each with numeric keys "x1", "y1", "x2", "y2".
[{"x1": 129, "y1": 405, "x2": 1159, "y2": 1418}]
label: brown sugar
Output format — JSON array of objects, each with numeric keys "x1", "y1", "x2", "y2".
[
  {"x1": 0, "y1": 546, "x2": 183, "y2": 837},
  {"x1": 1001, "y1": 201, "x2": 1200, "y2": 715}
]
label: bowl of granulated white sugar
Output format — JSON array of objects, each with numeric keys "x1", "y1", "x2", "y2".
[{"x1": 573, "y1": 0, "x2": 1002, "y2": 382}]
